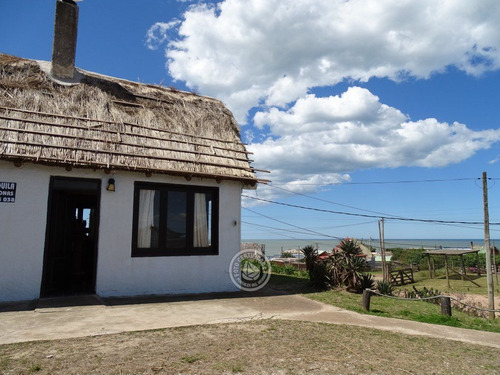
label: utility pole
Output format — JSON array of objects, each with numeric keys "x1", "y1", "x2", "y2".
[
  {"x1": 483, "y1": 172, "x2": 495, "y2": 319},
  {"x1": 378, "y1": 218, "x2": 388, "y2": 282}
]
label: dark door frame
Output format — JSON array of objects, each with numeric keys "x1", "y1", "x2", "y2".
[{"x1": 41, "y1": 176, "x2": 101, "y2": 298}]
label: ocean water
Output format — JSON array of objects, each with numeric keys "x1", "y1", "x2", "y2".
[{"x1": 242, "y1": 238, "x2": 496, "y2": 258}]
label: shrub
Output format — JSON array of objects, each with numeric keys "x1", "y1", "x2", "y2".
[
  {"x1": 359, "y1": 273, "x2": 375, "y2": 290},
  {"x1": 463, "y1": 253, "x2": 500, "y2": 269},
  {"x1": 303, "y1": 238, "x2": 369, "y2": 293},
  {"x1": 295, "y1": 270, "x2": 309, "y2": 278},
  {"x1": 376, "y1": 280, "x2": 394, "y2": 296},
  {"x1": 271, "y1": 263, "x2": 294, "y2": 275},
  {"x1": 338, "y1": 238, "x2": 367, "y2": 292},
  {"x1": 283, "y1": 265, "x2": 297, "y2": 275},
  {"x1": 390, "y1": 247, "x2": 431, "y2": 269},
  {"x1": 412, "y1": 286, "x2": 441, "y2": 305},
  {"x1": 310, "y1": 260, "x2": 332, "y2": 289}
]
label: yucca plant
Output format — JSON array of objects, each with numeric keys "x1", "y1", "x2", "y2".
[
  {"x1": 328, "y1": 254, "x2": 344, "y2": 287},
  {"x1": 343, "y1": 256, "x2": 366, "y2": 290},
  {"x1": 338, "y1": 238, "x2": 362, "y2": 257},
  {"x1": 338, "y1": 238, "x2": 366, "y2": 291},
  {"x1": 359, "y1": 273, "x2": 375, "y2": 291},
  {"x1": 376, "y1": 280, "x2": 394, "y2": 296}
]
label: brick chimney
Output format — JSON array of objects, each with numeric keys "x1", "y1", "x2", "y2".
[{"x1": 51, "y1": 0, "x2": 79, "y2": 79}]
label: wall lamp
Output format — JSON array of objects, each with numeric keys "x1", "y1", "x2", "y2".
[{"x1": 106, "y1": 178, "x2": 116, "y2": 192}]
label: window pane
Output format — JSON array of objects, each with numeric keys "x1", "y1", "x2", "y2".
[
  {"x1": 166, "y1": 191, "x2": 187, "y2": 249},
  {"x1": 193, "y1": 193, "x2": 211, "y2": 247},
  {"x1": 133, "y1": 183, "x2": 218, "y2": 257},
  {"x1": 137, "y1": 189, "x2": 160, "y2": 248}
]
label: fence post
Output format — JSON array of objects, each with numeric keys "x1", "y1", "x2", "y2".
[
  {"x1": 440, "y1": 296, "x2": 452, "y2": 317},
  {"x1": 362, "y1": 289, "x2": 371, "y2": 311}
]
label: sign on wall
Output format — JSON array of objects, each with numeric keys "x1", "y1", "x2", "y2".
[{"x1": 0, "y1": 182, "x2": 16, "y2": 203}]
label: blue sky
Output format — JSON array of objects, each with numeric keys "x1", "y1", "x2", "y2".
[{"x1": 1, "y1": 0, "x2": 499, "y2": 241}]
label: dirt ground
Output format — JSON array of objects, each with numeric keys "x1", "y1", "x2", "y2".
[
  {"x1": 447, "y1": 293, "x2": 500, "y2": 318},
  {"x1": 1, "y1": 320, "x2": 498, "y2": 375},
  {"x1": 451, "y1": 293, "x2": 500, "y2": 308}
]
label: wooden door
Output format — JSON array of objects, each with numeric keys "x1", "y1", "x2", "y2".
[{"x1": 41, "y1": 177, "x2": 100, "y2": 297}]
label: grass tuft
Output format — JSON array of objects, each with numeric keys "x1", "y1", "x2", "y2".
[{"x1": 181, "y1": 354, "x2": 203, "y2": 364}]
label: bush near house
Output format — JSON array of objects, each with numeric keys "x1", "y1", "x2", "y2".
[
  {"x1": 390, "y1": 247, "x2": 436, "y2": 269},
  {"x1": 271, "y1": 262, "x2": 308, "y2": 278},
  {"x1": 301, "y1": 238, "x2": 373, "y2": 293},
  {"x1": 463, "y1": 253, "x2": 500, "y2": 270},
  {"x1": 391, "y1": 248, "x2": 500, "y2": 272}
]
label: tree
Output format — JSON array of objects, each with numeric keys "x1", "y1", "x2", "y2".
[{"x1": 301, "y1": 245, "x2": 317, "y2": 280}]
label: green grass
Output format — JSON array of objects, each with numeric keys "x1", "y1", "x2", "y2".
[
  {"x1": 267, "y1": 271, "x2": 500, "y2": 333},
  {"x1": 29, "y1": 364, "x2": 42, "y2": 373},
  {"x1": 399, "y1": 270, "x2": 500, "y2": 296},
  {"x1": 181, "y1": 354, "x2": 204, "y2": 364},
  {"x1": 307, "y1": 288, "x2": 500, "y2": 333}
]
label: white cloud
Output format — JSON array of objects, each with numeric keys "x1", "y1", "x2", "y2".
[
  {"x1": 248, "y1": 87, "x2": 500, "y2": 191},
  {"x1": 242, "y1": 173, "x2": 351, "y2": 207},
  {"x1": 157, "y1": 0, "x2": 500, "y2": 122},
  {"x1": 148, "y1": 0, "x2": 500, "y2": 202},
  {"x1": 146, "y1": 20, "x2": 181, "y2": 51}
]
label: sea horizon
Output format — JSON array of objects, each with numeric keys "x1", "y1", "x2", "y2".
[{"x1": 242, "y1": 238, "x2": 497, "y2": 257}]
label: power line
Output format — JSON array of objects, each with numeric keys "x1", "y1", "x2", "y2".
[
  {"x1": 243, "y1": 219, "x2": 482, "y2": 251},
  {"x1": 266, "y1": 182, "x2": 499, "y2": 235},
  {"x1": 242, "y1": 195, "x2": 500, "y2": 225},
  {"x1": 243, "y1": 218, "x2": 378, "y2": 235},
  {"x1": 268, "y1": 184, "x2": 394, "y2": 217},
  {"x1": 389, "y1": 218, "x2": 500, "y2": 233},
  {"x1": 269, "y1": 177, "x2": 482, "y2": 186},
  {"x1": 343, "y1": 177, "x2": 481, "y2": 185},
  {"x1": 243, "y1": 207, "x2": 343, "y2": 240},
  {"x1": 243, "y1": 212, "x2": 494, "y2": 250},
  {"x1": 241, "y1": 222, "x2": 309, "y2": 242},
  {"x1": 242, "y1": 220, "x2": 321, "y2": 237}
]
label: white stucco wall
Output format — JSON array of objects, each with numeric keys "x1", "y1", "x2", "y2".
[
  {"x1": 0, "y1": 162, "x2": 50, "y2": 301},
  {"x1": 96, "y1": 173, "x2": 243, "y2": 297},
  {"x1": 0, "y1": 161, "x2": 243, "y2": 302}
]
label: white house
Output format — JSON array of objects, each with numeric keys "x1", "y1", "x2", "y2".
[{"x1": 0, "y1": 1, "x2": 263, "y2": 303}]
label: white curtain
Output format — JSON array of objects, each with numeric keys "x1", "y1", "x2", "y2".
[
  {"x1": 193, "y1": 193, "x2": 209, "y2": 247},
  {"x1": 137, "y1": 190, "x2": 156, "y2": 248}
]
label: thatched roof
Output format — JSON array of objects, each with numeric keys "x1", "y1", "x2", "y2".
[{"x1": 0, "y1": 54, "x2": 266, "y2": 186}]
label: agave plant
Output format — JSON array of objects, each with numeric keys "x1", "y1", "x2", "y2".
[
  {"x1": 327, "y1": 254, "x2": 344, "y2": 287},
  {"x1": 338, "y1": 238, "x2": 366, "y2": 291},
  {"x1": 338, "y1": 238, "x2": 362, "y2": 257},
  {"x1": 343, "y1": 256, "x2": 366, "y2": 290},
  {"x1": 376, "y1": 280, "x2": 394, "y2": 296},
  {"x1": 359, "y1": 273, "x2": 375, "y2": 291}
]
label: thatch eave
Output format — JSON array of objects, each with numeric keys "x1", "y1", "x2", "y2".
[
  {"x1": 0, "y1": 53, "x2": 266, "y2": 186},
  {"x1": 2, "y1": 156, "x2": 263, "y2": 187}
]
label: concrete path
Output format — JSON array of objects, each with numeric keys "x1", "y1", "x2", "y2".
[{"x1": 0, "y1": 292, "x2": 499, "y2": 349}]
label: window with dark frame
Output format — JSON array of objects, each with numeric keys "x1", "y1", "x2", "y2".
[{"x1": 132, "y1": 182, "x2": 219, "y2": 257}]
